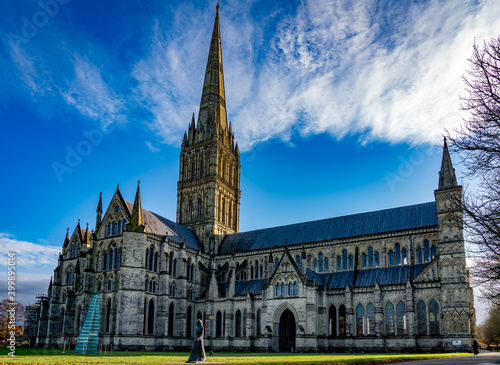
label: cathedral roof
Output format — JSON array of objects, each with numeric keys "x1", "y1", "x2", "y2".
[
  {"x1": 235, "y1": 279, "x2": 267, "y2": 296},
  {"x1": 314, "y1": 264, "x2": 427, "y2": 289},
  {"x1": 124, "y1": 201, "x2": 200, "y2": 250},
  {"x1": 219, "y1": 202, "x2": 437, "y2": 254}
]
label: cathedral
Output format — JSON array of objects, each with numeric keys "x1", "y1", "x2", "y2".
[{"x1": 35, "y1": 5, "x2": 476, "y2": 353}]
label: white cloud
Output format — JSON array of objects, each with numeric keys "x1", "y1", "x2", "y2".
[
  {"x1": 0, "y1": 232, "x2": 60, "y2": 268},
  {"x1": 61, "y1": 55, "x2": 126, "y2": 128},
  {"x1": 228, "y1": 0, "x2": 500, "y2": 150}
]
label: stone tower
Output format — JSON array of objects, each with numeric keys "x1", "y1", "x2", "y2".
[
  {"x1": 176, "y1": 4, "x2": 241, "y2": 253},
  {"x1": 434, "y1": 138, "x2": 475, "y2": 342}
]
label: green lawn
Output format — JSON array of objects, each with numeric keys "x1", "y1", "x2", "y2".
[{"x1": 0, "y1": 348, "x2": 471, "y2": 365}]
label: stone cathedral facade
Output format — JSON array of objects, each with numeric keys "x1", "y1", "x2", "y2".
[{"x1": 36, "y1": 6, "x2": 476, "y2": 353}]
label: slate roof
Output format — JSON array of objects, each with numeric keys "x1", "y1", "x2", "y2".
[
  {"x1": 306, "y1": 264, "x2": 427, "y2": 289},
  {"x1": 124, "y1": 201, "x2": 200, "y2": 250},
  {"x1": 219, "y1": 202, "x2": 437, "y2": 254},
  {"x1": 234, "y1": 279, "x2": 267, "y2": 296}
]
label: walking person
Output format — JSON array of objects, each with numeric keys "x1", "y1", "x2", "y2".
[{"x1": 472, "y1": 339, "x2": 479, "y2": 356}]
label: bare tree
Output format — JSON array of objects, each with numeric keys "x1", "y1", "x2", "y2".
[{"x1": 447, "y1": 36, "x2": 500, "y2": 305}]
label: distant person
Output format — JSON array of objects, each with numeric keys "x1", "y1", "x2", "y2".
[
  {"x1": 62, "y1": 338, "x2": 68, "y2": 353},
  {"x1": 472, "y1": 339, "x2": 479, "y2": 355}
]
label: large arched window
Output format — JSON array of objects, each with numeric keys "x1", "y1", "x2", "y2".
[
  {"x1": 250, "y1": 266, "x2": 254, "y2": 279},
  {"x1": 385, "y1": 302, "x2": 395, "y2": 335},
  {"x1": 337, "y1": 256, "x2": 341, "y2": 272},
  {"x1": 243, "y1": 310, "x2": 247, "y2": 337},
  {"x1": 339, "y1": 305, "x2": 346, "y2": 336},
  {"x1": 313, "y1": 259, "x2": 318, "y2": 272},
  {"x1": 61, "y1": 308, "x2": 65, "y2": 334},
  {"x1": 75, "y1": 306, "x2": 81, "y2": 333},
  {"x1": 256, "y1": 309, "x2": 261, "y2": 336},
  {"x1": 395, "y1": 243, "x2": 401, "y2": 265},
  {"x1": 429, "y1": 300, "x2": 440, "y2": 335},
  {"x1": 362, "y1": 253, "x2": 367, "y2": 269},
  {"x1": 324, "y1": 257, "x2": 329, "y2": 272},
  {"x1": 367, "y1": 303, "x2": 375, "y2": 335},
  {"x1": 329, "y1": 305, "x2": 337, "y2": 337},
  {"x1": 397, "y1": 301, "x2": 406, "y2": 335},
  {"x1": 216, "y1": 311, "x2": 222, "y2": 337},
  {"x1": 348, "y1": 254, "x2": 354, "y2": 270},
  {"x1": 105, "y1": 300, "x2": 111, "y2": 333},
  {"x1": 342, "y1": 250, "x2": 347, "y2": 271},
  {"x1": 356, "y1": 304, "x2": 364, "y2": 335},
  {"x1": 235, "y1": 310, "x2": 242, "y2": 337},
  {"x1": 402, "y1": 249, "x2": 408, "y2": 265},
  {"x1": 186, "y1": 305, "x2": 192, "y2": 338},
  {"x1": 168, "y1": 302, "x2": 175, "y2": 336},
  {"x1": 417, "y1": 247, "x2": 423, "y2": 264},
  {"x1": 113, "y1": 243, "x2": 118, "y2": 269},
  {"x1": 318, "y1": 253, "x2": 324, "y2": 272},
  {"x1": 168, "y1": 253, "x2": 173, "y2": 275},
  {"x1": 424, "y1": 240, "x2": 430, "y2": 262},
  {"x1": 417, "y1": 300, "x2": 427, "y2": 335},
  {"x1": 388, "y1": 250, "x2": 394, "y2": 267},
  {"x1": 147, "y1": 299, "x2": 155, "y2": 335},
  {"x1": 368, "y1": 246, "x2": 374, "y2": 268},
  {"x1": 375, "y1": 252, "x2": 380, "y2": 267}
]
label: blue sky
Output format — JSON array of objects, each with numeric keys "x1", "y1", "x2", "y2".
[{"x1": 0, "y1": 0, "x2": 498, "y2": 322}]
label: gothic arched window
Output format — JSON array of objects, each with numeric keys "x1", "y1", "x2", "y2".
[
  {"x1": 339, "y1": 305, "x2": 346, "y2": 336},
  {"x1": 367, "y1": 303, "x2": 375, "y2": 335},
  {"x1": 168, "y1": 302, "x2": 174, "y2": 336},
  {"x1": 235, "y1": 310, "x2": 242, "y2": 337},
  {"x1": 385, "y1": 302, "x2": 395, "y2": 335},
  {"x1": 329, "y1": 305, "x2": 337, "y2": 337},
  {"x1": 216, "y1": 311, "x2": 222, "y2": 337},
  {"x1": 318, "y1": 253, "x2": 324, "y2": 272},
  {"x1": 395, "y1": 243, "x2": 401, "y2": 265},
  {"x1": 429, "y1": 300, "x2": 440, "y2": 335},
  {"x1": 356, "y1": 304, "x2": 364, "y2": 335},
  {"x1": 397, "y1": 301, "x2": 406, "y2": 335},
  {"x1": 417, "y1": 300, "x2": 427, "y2": 335},
  {"x1": 368, "y1": 246, "x2": 374, "y2": 268},
  {"x1": 424, "y1": 240, "x2": 430, "y2": 262}
]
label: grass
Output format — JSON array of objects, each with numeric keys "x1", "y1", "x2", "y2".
[{"x1": 0, "y1": 348, "x2": 472, "y2": 365}]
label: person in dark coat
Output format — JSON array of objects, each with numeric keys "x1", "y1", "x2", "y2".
[
  {"x1": 472, "y1": 339, "x2": 479, "y2": 355},
  {"x1": 186, "y1": 319, "x2": 206, "y2": 363}
]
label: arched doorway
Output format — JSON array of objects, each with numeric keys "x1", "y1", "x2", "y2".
[{"x1": 279, "y1": 309, "x2": 295, "y2": 352}]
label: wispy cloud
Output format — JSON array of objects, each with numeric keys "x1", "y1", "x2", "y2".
[
  {"x1": 229, "y1": 0, "x2": 500, "y2": 150},
  {"x1": 145, "y1": 141, "x2": 160, "y2": 153},
  {"x1": 61, "y1": 55, "x2": 126, "y2": 128},
  {"x1": 3, "y1": 0, "x2": 500, "y2": 151},
  {"x1": 0, "y1": 233, "x2": 58, "y2": 304},
  {"x1": 0, "y1": 232, "x2": 60, "y2": 267}
]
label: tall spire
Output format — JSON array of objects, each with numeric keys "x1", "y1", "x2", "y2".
[
  {"x1": 197, "y1": 3, "x2": 227, "y2": 136},
  {"x1": 96, "y1": 192, "x2": 103, "y2": 228},
  {"x1": 438, "y1": 137, "x2": 458, "y2": 190},
  {"x1": 128, "y1": 180, "x2": 145, "y2": 232}
]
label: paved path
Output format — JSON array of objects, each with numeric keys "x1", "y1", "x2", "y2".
[{"x1": 395, "y1": 351, "x2": 500, "y2": 365}]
